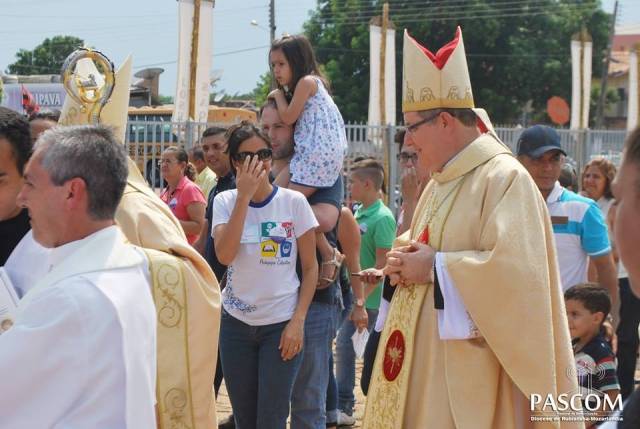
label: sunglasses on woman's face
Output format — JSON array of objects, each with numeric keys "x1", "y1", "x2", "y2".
[{"x1": 233, "y1": 148, "x2": 273, "y2": 162}]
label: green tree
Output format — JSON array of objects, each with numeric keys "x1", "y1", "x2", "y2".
[
  {"x1": 158, "y1": 95, "x2": 174, "y2": 105},
  {"x1": 304, "y1": 0, "x2": 370, "y2": 122},
  {"x1": 253, "y1": 71, "x2": 273, "y2": 107},
  {"x1": 7, "y1": 35, "x2": 84, "y2": 75},
  {"x1": 301, "y1": 0, "x2": 610, "y2": 124}
]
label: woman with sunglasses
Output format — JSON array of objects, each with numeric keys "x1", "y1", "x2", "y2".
[
  {"x1": 159, "y1": 146, "x2": 207, "y2": 244},
  {"x1": 211, "y1": 122, "x2": 318, "y2": 429}
]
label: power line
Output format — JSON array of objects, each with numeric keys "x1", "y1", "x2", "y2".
[
  {"x1": 310, "y1": 6, "x2": 601, "y2": 27},
  {"x1": 131, "y1": 45, "x2": 272, "y2": 69},
  {"x1": 0, "y1": 4, "x2": 267, "y2": 18},
  {"x1": 0, "y1": 18, "x2": 174, "y2": 36},
  {"x1": 3, "y1": 45, "x2": 271, "y2": 74},
  {"x1": 298, "y1": 0, "x2": 603, "y2": 23},
  {"x1": 5, "y1": 37, "x2": 578, "y2": 75},
  {"x1": 310, "y1": 3, "x2": 599, "y2": 24},
  {"x1": 293, "y1": 0, "x2": 586, "y2": 13},
  {"x1": 0, "y1": 13, "x2": 174, "y2": 19},
  {"x1": 315, "y1": 0, "x2": 558, "y2": 10}
]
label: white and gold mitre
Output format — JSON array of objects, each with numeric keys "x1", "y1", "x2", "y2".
[
  {"x1": 59, "y1": 54, "x2": 132, "y2": 143},
  {"x1": 402, "y1": 26, "x2": 474, "y2": 112}
]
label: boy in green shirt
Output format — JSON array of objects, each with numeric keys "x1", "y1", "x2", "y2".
[{"x1": 336, "y1": 158, "x2": 397, "y2": 422}]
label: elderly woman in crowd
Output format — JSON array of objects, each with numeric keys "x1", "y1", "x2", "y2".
[
  {"x1": 159, "y1": 146, "x2": 207, "y2": 244},
  {"x1": 581, "y1": 157, "x2": 617, "y2": 217}
]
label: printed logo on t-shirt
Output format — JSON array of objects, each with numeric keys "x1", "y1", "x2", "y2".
[
  {"x1": 169, "y1": 198, "x2": 178, "y2": 211},
  {"x1": 260, "y1": 221, "x2": 293, "y2": 264},
  {"x1": 260, "y1": 239, "x2": 278, "y2": 257},
  {"x1": 280, "y1": 240, "x2": 292, "y2": 257}
]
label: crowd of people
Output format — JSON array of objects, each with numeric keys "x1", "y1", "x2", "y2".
[{"x1": 0, "y1": 28, "x2": 639, "y2": 429}]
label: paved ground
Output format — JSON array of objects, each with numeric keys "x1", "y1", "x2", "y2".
[
  {"x1": 216, "y1": 355, "x2": 367, "y2": 428},
  {"x1": 216, "y1": 348, "x2": 640, "y2": 428}
]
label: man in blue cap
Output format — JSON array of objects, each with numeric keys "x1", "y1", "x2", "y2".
[{"x1": 518, "y1": 125, "x2": 619, "y2": 320}]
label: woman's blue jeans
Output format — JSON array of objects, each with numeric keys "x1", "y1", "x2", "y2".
[{"x1": 220, "y1": 310, "x2": 303, "y2": 429}]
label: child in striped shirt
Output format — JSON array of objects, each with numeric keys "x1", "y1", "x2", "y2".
[{"x1": 565, "y1": 283, "x2": 621, "y2": 426}]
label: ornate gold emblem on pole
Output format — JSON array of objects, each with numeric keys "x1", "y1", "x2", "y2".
[{"x1": 61, "y1": 48, "x2": 115, "y2": 124}]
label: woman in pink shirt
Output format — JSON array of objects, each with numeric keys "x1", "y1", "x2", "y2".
[{"x1": 160, "y1": 146, "x2": 207, "y2": 244}]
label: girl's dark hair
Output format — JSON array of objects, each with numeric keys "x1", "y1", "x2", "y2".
[
  {"x1": 163, "y1": 146, "x2": 197, "y2": 181},
  {"x1": 269, "y1": 34, "x2": 330, "y2": 97},
  {"x1": 225, "y1": 121, "x2": 271, "y2": 175}
]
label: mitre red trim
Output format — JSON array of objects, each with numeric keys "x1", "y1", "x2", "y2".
[
  {"x1": 477, "y1": 117, "x2": 488, "y2": 133},
  {"x1": 406, "y1": 27, "x2": 462, "y2": 70}
]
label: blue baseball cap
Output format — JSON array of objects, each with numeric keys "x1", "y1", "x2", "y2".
[{"x1": 516, "y1": 125, "x2": 567, "y2": 158}]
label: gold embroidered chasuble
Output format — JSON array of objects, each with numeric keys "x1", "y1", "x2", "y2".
[
  {"x1": 364, "y1": 134, "x2": 579, "y2": 428},
  {"x1": 116, "y1": 159, "x2": 221, "y2": 429}
]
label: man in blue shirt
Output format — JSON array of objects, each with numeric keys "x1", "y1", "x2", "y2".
[
  {"x1": 192, "y1": 126, "x2": 236, "y2": 428},
  {"x1": 517, "y1": 125, "x2": 619, "y2": 321}
]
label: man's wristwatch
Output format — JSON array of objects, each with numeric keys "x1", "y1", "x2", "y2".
[{"x1": 354, "y1": 298, "x2": 365, "y2": 308}]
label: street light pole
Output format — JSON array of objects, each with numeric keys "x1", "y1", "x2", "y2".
[{"x1": 269, "y1": 0, "x2": 276, "y2": 44}]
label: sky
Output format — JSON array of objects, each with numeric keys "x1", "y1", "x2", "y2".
[
  {"x1": 1, "y1": 0, "x2": 639, "y2": 99},
  {"x1": 0, "y1": 0, "x2": 317, "y2": 97}
]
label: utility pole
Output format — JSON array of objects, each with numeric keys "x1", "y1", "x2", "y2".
[
  {"x1": 595, "y1": 0, "x2": 618, "y2": 129},
  {"x1": 269, "y1": 0, "x2": 276, "y2": 44}
]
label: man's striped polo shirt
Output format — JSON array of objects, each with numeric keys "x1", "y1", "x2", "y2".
[{"x1": 546, "y1": 181, "x2": 611, "y2": 291}]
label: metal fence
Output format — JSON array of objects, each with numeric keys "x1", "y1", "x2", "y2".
[
  {"x1": 494, "y1": 127, "x2": 627, "y2": 173},
  {"x1": 125, "y1": 120, "x2": 628, "y2": 213}
]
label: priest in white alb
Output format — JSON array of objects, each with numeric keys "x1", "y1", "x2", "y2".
[
  {"x1": 0, "y1": 125, "x2": 156, "y2": 427},
  {"x1": 57, "y1": 53, "x2": 222, "y2": 429},
  {"x1": 362, "y1": 27, "x2": 580, "y2": 428}
]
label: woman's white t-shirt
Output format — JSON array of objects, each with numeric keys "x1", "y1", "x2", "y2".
[
  {"x1": 211, "y1": 186, "x2": 318, "y2": 326},
  {"x1": 597, "y1": 196, "x2": 628, "y2": 279}
]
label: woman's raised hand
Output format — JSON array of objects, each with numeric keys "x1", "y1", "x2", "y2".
[{"x1": 236, "y1": 155, "x2": 266, "y2": 200}]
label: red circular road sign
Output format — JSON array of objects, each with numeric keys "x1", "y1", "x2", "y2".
[
  {"x1": 547, "y1": 96, "x2": 570, "y2": 125},
  {"x1": 383, "y1": 329, "x2": 406, "y2": 381}
]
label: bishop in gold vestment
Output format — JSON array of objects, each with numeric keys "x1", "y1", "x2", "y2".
[{"x1": 363, "y1": 28, "x2": 579, "y2": 428}]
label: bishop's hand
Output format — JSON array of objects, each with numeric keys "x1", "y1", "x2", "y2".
[{"x1": 383, "y1": 241, "x2": 435, "y2": 286}]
